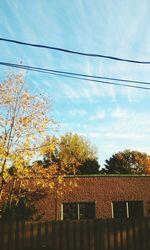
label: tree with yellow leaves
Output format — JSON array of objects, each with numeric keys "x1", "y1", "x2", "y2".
[
  {"x1": 0, "y1": 74, "x2": 78, "y2": 220},
  {"x1": 0, "y1": 74, "x2": 55, "y2": 201},
  {"x1": 38, "y1": 133, "x2": 100, "y2": 175}
]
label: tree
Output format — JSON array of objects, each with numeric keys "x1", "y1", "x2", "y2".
[
  {"x1": 103, "y1": 149, "x2": 150, "y2": 174},
  {"x1": 1, "y1": 195, "x2": 37, "y2": 221},
  {"x1": 0, "y1": 75, "x2": 78, "y2": 220},
  {"x1": 39, "y1": 133, "x2": 100, "y2": 175},
  {"x1": 79, "y1": 159, "x2": 100, "y2": 175},
  {"x1": 0, "y1": 74, "x2": 54, "y2": 200}
]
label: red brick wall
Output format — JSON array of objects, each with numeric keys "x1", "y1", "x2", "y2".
[{"x1": 33, "y1": 176, "x2": 150, "y2": 220}]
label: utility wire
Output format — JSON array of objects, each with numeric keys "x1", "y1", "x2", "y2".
[
  {"x1": 1, "y1": 61, "x2": 150, "y2": 91},
  {"x1": 1, "y1": 38, "x2": 150, "y2": 64},
  {"x1": 1, "y1": 61, "x2": 150, "y2": 86}
]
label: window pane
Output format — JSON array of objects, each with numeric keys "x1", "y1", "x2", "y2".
[
  {"x1": 63, "y1": 202, "x2": 96, "y2": 220},
  {"x1": 63, "y1": 203, "x2": 78, "y2": 220},
  {"x1": 128, "y1": 201, "x2": 144, "y2": 218},
  {"x1": 79, "y1": 202, "x2": 95, "y2": 219},
  {"x1": 113, "y1": 201, "x2": 127, "y2": 218}
]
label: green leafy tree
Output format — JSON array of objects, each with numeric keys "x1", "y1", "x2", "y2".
[
  {"x1": 39, "y1": 133, "x2": 100, "y2": 175},
  {"x1": 79, "y1": 159, "x2": 100, "y2": 175},
  {"x1": 103, "y1": 149, "x2": 150, "y2": 174}
]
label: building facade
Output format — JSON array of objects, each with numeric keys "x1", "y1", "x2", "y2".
[{"x1": 33, "y1": 175, "x2": 150, "y2": 221}]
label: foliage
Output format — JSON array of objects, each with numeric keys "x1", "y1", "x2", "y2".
[
  {"x1": 0, "y1": 73, "x2": 55, "y2": 199},
  {"x1": 39, "y1": 133, "x2": 100, "y2": 175},
  {"x1": 103, "y1": 149, "x2": 150, "y2": 174},
  {"x1": 79, "y1": 159, "x2": 100, "y2": 175},
  {"x1": 1, "y1": 195, "x2": 37, "y2": 220},
  {"x1": 0, "y1": 75, "x2": 79, "y2": 220}
]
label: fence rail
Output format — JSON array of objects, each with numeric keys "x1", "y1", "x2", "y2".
[{"x1": 0, "y1": 217, "x2": 150, "y2": 250}]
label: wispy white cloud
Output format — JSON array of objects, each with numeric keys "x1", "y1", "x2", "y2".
[
  {"x1": 69, "y1": 109, "x2": 87, "y2": 116},
  {"x1": 87, "y1": 132, "x2": 101, "y2": 138},
  {"x1": 90, "y1": 110, "x2": 106, "y2": 121},
  {"x1": 105, "y1": 132, "x2": 148, "y2": 140},
  {"x1": 1, "y1": 0, "x2": 150, "y2": 166},
  {"x1": 111, "y1": 107, "x2": 133, "y2": 119}
]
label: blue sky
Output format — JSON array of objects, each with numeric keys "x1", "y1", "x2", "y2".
[{"x1": 0, "y1": 0, "x2": 150, "y2": 167}]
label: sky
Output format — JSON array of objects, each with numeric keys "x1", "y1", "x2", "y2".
[{"x1": 0, "y1": 0, "x2": 150, "y2": 167}]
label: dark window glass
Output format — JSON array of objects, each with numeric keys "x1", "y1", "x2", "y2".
[
  {"x1": 113, "y1": 200, "x2": 144, "y2": 219},
  {"x1": 79, "y1": 202, "x2": 95, "y2": 219},
  {"x1": 63, "y1": 203, "x2": 78, "y2": 220},
  {"x1": 113, "y1": 201, "x2": 127, "y2": 218},
  {"x1": 63, "y1": 202, "x2": 95, "y2": 220},
  {"x1": 128, "y1": 201, "x2": 144, "y2": 218}
]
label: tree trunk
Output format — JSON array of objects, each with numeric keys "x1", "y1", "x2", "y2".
[{"x1": 0, "y1": 157, "x2": 7, "y2": 200}]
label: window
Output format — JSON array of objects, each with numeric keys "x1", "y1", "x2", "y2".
[
  {"x1": 62, "y1": 202, "x2": 95, "y2": 220},
  {"x1": 128, "y1": 201, "x2": 144, "y2": 218},
  {"x1": 112, "y1": 200, "x2": 144, "y2": 218},
  {"x1": 113, "y1": 201, "x2": 127, "y2": 218}
]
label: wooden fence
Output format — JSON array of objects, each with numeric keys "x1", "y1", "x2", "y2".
[{"x1": 0, "y1": 217, "x2": 150, "y2": 250}]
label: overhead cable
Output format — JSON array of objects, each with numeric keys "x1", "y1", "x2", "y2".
[
  {"x1": 1, "y1": 38, "x2": 150, "y2": 64},
  {"x1": 1, "y1": 61, "x2": 150, "y2": 86},
  {"x1": 1, "y1": 61, "x2": 150, "y2": 91}
]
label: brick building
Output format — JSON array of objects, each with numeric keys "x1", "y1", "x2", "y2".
[{"x1": 33, "y1": 175, "x2": 150, "y2": 221}]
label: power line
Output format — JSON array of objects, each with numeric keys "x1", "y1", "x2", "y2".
[
  {"x1": 1, "y1": 61, "x2": 150, "y2": 91},
  {"x1": 1, "y1": 61, "x2": 150, "y2": 86},
  {"x1": 1, "y1": 38, "x2": 150, "y2": 64}
]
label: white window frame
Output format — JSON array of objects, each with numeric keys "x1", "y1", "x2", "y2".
[
  {"x1": 111, "y1": 202, "x2": 114, "y2": 218},
  {"x1": 61, "y1": 203, "x2": 63, "y2": 220},
  {"x1": 126, "y1": 202, "x2": 129, "y2": 218}
]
